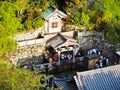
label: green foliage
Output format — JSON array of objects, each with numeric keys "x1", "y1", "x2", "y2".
[
  {"x1": 24, "y1": 21, "x2": 33, "y2": 31},
  {"x1": 71, "y1": 12, "x2": 81, "y2": 25},
  {"x1": 15, "y1": 0, "x2": 49, "y2": 31},
  {"x1": 0, "y1": 60, "x2": 45, "y2": 90},
  {"x1": 0, "y1": 38, "x2": 17, "y2": 55},
  {"x1": 70, "y1": 0, "x2": 120, "y2": 42},
  {"x1": 17, "y1": 2, "x2": 44, "y2": 31},
  {"x1": 82, "y1": 0, "x2": 120, "y2": 43},
  {"x1": 0, "y1": 1, "x2": 20, "y2": 55},
  {"x1": 71, "y1": 12, "x2": 89, "y2": 26},
  {"x1": 0, "y1": 0, "x2": 50, "y2": 55},
  {"x1": 105, "y1": 29, "x2": 119, "y2": 43},
  {"x1": 1, "y1": 0, "x2": 120, "y2": 57},
  {"x1": 74, "y1": 36, "x2": 78, "y2": 40},
  {"x1": 48, "y1": 0, "x2": 58, "y2": 8},
  {"x1": 80, "y1": 12, "x2": 89, "y2": 26},
  {"x1": 64, "y1": 0, "x2": 82, "y2": 12},
  {"x1": 0, "y1": 1, "x2": 21, "y2": 36}
]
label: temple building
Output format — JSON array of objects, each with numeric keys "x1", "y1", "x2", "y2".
[
  {"x1": 42, "y1": 6, "x2": 67, "y2": 34},
  {"x1": 42, "y1": 6, "x2": 79, "y2": 53}
]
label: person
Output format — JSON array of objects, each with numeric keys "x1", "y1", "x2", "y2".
[
  {"x1": 99, "y1": 59, "x2": 103, "y2": 68},
  {"x1": 92, "y1": 48, "x2": 95, "y2": 54},
  {"x1": 95, "y1": 62, "x2": 100, "y2": 69},
  {"x1": 100, "y1": 55, "x2": 103, "y2": 60},
  {"x1": 96, "y1": 47, "x2": 101, "y2": 55},
  {"x1": 89, "y1": 49, "x2": 93, "y2": 55},
  {"x1": 76, "y1": 51, "x2": 81, "y2": 57},
  {"x1": 52, "y1": 54, "x2": 57, "y2": 61},
  {"x1": 81, "y1": 49, "x2": 84, "y2": 56},
  {"x1": 49, "y1": 58, "x2": 52, "y2": 63},
  {"x1": 102, "y1": 56, "x2": 107, "y2": 67},
  {"x1": 48, "y1": 75, "x2": 54, "y2": 87},
  {"x1": 106, "y1": 58, "x2": 109, "y2": 66},
  {"x1": 60, "y1": 53, "x2": 66, "y2": 60},
  {"x1": 43, "y1": 53, "x2": 49, "y2": 63},
  {"x1": 87, "y1": 49, "x2": 90, "y2": 55},
  {"x1": 67, "y1": 52, "x2": 72, "y2": 62},
  {"x1": 45, "y1": 65, "x2": 49, "y2": 76}
]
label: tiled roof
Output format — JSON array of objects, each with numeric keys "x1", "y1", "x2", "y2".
[
  {"x1": 116, "y1": 51, "x2": 120, "y2": 56},
  {"x1": 42, "y1": 7, "x2": 67, "y2": 19},
  {"x1": 54, "y1": 77, "x2": 78, "y2": 90},
  {"x1": 64, "y1": 36, "x2": 78, "y2": 44},
  {"x1": 46, "y1": 33, "x2": 78, "y2": 48},
  {"x1": 74, "y1": 65, "x2": 120, "y2": 90},
  {"x1": 46, "y1": 33, "x2": 66, "y2": 48},
  {"x1": 42, "y1": 7, "x2": 55, "y2": 19}
]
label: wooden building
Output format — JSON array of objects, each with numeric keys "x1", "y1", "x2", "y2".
[
  {"x1": 115, "y1": 51, "x2": 120, "y2": 64},
  {"x1": 42, "y1": 6, "x2": 67, "y2": 34}
]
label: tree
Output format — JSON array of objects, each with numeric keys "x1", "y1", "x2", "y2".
[
  {"x1": 82, "y1": 0, "x2": 120, "y2": 42},
  {"x1": 0, "y1": 60, "x2": 45, "y2": 90},
  {"x1": 0, "y1": 0, "x2": 50, "y2": 56},
  {"x1": 0, "y1": 1, "x2": 21, "y2": 55},
  {"x1": 64, "y1": 0, "x2": 82, "y2": 12},
  {"x1": 48, "y1": 0, "x2": 58, "y2": 8},
  {"x1": 16, "y1": 0, "x2": 50, "y2": 31},
  {"x1": 80, "y1": 12, "x2": 89, "y2": 26},
  {"x1": 71, "y1": 12, "x2": 89, "y2": 26},
  {"x1": 71, "y1": 12, "x2": 81, "y2": 25}
]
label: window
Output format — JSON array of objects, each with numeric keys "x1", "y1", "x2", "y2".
[{"x1": 52, "y1": 22, "x2": 58, "y2": 28}]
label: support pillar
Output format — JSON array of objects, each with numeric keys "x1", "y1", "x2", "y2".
[{"x1": 58, "y1": 51, "x2": 61, "y2": 66}]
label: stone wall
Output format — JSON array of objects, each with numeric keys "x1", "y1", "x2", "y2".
[
  {"x1": 10, "y1": 28, "x2": 120, "y2": 72},
  {"x1": 10, "y1": 38, "x2": 45, "y2": 65},
  {"x1": 10, "y1": 26, "x2": 46, "y2": 65},
  {"x1": 44, "y1": 31, "x2": 74, "y2": 41},
  {"x1": 18, "y1": 38, "x2": 45, "y2": 46},
  {"x1": 11, "y1": 27, "x2": 75, "y2": 65},
  {"x1": 11, "y1": 30, "x2": 103, "y2": 65},
  {"x1": 78, "y1": 31, "x2": 103, "y2": 49},
  {"x1": 10, "y1": 43, "x2": 44, "y2": 64},
  {"x1": 115, "y1": 43, "x2": 120, "y2": 51},
  {"x1": 61, "y1": 31, "x2": 74, "y2": 38},
  {"x1": 14, "y1": 27, "x2": 44, "y2": 41}
]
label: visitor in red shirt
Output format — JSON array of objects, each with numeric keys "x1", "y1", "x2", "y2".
[{"x1": 52, "y1": 54, "x2": 57, "y2": 61}]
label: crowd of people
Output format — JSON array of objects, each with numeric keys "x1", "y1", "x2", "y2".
[
  {"x1": 95, "y1": 55, "x2": 109, "y2": 69},
  {"x1": 43, "y1": 45, "x2": 111, "y2": 69},
  {"x1": 73, "y1": 47, "x2": 110, "y2": 69},
  {"x1": 60, "y1": 51, "x2": 73, "y2": 62},
  {"x1": 75, "y1": 47, "x2": 101, "y2": 57}
]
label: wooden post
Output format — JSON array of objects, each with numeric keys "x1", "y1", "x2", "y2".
[
  {"x1": 73, "y1": 49, "x2": 75, "y2": 63},
  {"x1": 58, "y1": 51, "x2": 61, "y2": 66}
]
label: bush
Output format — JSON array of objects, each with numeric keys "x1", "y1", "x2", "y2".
[{"x1": 0, "y1": 60, "x2": 45, "y2": 90}]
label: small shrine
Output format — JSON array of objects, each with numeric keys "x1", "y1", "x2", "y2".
[{"x1": 42, "y1": 6, "x2": 67, "y2": 34}]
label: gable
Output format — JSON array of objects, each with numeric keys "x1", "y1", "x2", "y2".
[
  {"x1": 46, "y1": 33, "x2": 78, "y2": 48},
  {"x1": 42, "y1": 7, "x2": 55, "y2": 19},
  {"x1": 50, "y1": 13, "x2": 63, "y2": 20},
  {"x1": 42, "y1": 7, "x2": 67, "y2": 20},
  {"x1": 116, "y1": 51, "x2": 120, "y2": 56},
  {"x1": 46, "y1": 33, "x2": 66, "y2": 48}
]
